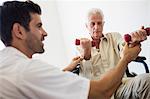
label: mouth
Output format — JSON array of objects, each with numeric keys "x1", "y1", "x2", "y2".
[
  {"x1": 41, "y1": 38, "x2": 45, "y2": 46},
  {"x1": 41, "y1": 42, "x2": 44, "y2": 47},
  {"x1": 41, "y1": 36, "x2": 45, "y2": 41},
  {"x1": 94, "y1": 31, "x2": 101, "y2": 33}
]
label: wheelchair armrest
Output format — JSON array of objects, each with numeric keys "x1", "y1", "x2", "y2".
[
  {"x1": 126, "y1": 56, "x2": 149, "y2": 77},
  {"x1": 133, "y1": 56, "x2": 149, "y2": 73},
  {"x1": 135, "y1": 56, "x2": 146, "y2": 61}
]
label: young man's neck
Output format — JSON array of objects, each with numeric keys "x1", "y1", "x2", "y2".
[{"x1": 11, "y1": 44, "x2": 33, "y2": 58}]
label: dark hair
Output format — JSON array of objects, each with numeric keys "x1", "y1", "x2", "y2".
[{"x1": 0, "y1": 0, "x2": 41, "y2": 46}]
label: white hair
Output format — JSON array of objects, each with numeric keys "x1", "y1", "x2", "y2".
[{"x1": 86, "y1": 8, "x2": 104, "y2": 23}]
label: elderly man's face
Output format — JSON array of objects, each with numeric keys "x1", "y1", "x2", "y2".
[{"x1": 86, "y1": 14, "x2": 104, "y2": 40}]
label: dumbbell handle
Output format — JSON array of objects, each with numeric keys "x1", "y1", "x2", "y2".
[
  {"x1": 124, "y1": 27, "x2": 150, "y2": 42},
  {"x1": 75, "y1": 39, "x2": 96, "y2": 47}
]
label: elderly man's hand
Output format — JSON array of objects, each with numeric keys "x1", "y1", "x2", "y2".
[{"x1": 131, "y1": 26, "x2": 147, "y2": 43}]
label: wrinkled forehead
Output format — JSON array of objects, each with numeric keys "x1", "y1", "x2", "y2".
[
  {"x1": 87, "y1": 14, "x2": 103, "y2": 25},
  {"x1": 86, "y1": 13, "x2": 104, "y2": 24}
]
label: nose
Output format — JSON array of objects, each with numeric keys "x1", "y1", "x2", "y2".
[
  {"x1": 44, "y1": 31, "x2": 47, "y2": 37},
  {"x1": 94, "y1": 23, "x2": 99, "y2": 30},
  {"x1": 42, "y1": 28, "x2": 48, "y2": 37}
]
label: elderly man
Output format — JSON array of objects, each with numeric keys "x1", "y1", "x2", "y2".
[{"x1": 76, "y1": 8, "x2": 150, "y2": 99}]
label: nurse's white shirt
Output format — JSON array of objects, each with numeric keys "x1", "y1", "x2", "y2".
[{"x1": 0, "y1": 47, "x2": 90, "y2": 99}]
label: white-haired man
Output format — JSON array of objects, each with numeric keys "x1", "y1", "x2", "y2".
[{"x1": 76, "y1": 8, "x2": 150, "y2": 99}]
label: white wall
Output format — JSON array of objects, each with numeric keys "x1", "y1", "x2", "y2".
[
  {"x1": 32, "y1": 0, "x2": 68, "y2": 68},
  {"x1": 0, "y1": 0, "x2": 150, "y2": 73}
]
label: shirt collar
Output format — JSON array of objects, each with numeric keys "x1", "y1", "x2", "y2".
[
  {"x1": 3, "y1": 46, "x2": 29, "y2": 59},
  {"x1": 101, "y1": 34, "x2": 108, "y2": 41},
  {"x1": 89, "y1": 34, "x2": 108, "y2": 41}
]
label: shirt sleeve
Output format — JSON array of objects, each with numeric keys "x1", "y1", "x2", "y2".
[
  {"x1": 79, "y1": 60, "x2": 93, "y2": 79},
  {"x1": 111, "y1": 32, "x2": 124, "y2": 56},
  {"x1": 76, "y1": 45, "x2": 94, "y2": 79},
  {"x1": 20, "y1": 60, "x2": 90, "y2": 99}
]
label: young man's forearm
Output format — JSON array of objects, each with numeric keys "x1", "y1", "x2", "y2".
[{"x1": 89, "y1": 58, "x2": 129, "y2": 99}]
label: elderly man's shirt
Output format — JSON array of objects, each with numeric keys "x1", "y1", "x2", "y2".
[{"x1": 77, "y1": 32, "x2": 124, "y2": 80}]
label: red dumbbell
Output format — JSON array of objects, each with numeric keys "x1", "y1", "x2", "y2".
[
  {"x1": 75, "y1": 39, "x2": 96, "y2": 47},
  {"x1": 124, "y1": 27, "x2": 150, "y2": 42}
]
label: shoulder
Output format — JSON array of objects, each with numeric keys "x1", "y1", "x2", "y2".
[
  {"x1": 105, "y1": 32, "x2": 122, "y2": 38},
  {"x1": 22, "y1": 59, "x2": 90, "y2": 89},
  {"x1": 21, "y1": 59, "x2": 62, "y2": 84},
  {"x1": 104, "y1": 32, "x2": 123, "y2": 41},
  {"x1": 26, "y1": 59, "x2": 58, "y2": 73},
  {"x1": 19, "y1": 59, "x2": 59, "y2": 79}
]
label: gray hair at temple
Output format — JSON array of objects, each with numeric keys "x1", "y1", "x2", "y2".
[{"x1": 85, "y1": 8, "x2": 104, "y2": 23}]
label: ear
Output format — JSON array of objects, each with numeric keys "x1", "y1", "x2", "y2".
[
  {"x1": 85, "y1": 23, "x2": 88, "y2": 29},
  {"x1": 12, "y1": 23, "x2": 26, "y2": 39},
  {"x1": 85, "y1": 23, "x2": 90, "y2": 32}
]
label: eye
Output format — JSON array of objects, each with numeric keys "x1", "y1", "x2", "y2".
[
  {"x1": 97, "y1": 22, "x2": 101, "y2": 25},
  {"x1": 98, "y1": 21, "x2": 104, "y2": 26},
  {"x1": 98, "y1": 22, "x2": 103, "y2": 25},
  {"x1": 37, "y1": 23, "x2": 42, "y2": 28},
  {"x1": 91, "y1": 22, "x2": 95, "y2": 26}
]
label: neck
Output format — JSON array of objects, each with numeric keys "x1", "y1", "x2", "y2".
[
  {"x1": 93, "y1": 39, "x2": 100, "y2": 49},
  {"x1": 11, "y1": 43, "x2": 33, "y2": 59}
]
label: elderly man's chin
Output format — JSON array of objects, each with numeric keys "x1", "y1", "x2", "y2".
[{"x1": 93, "y1": 36, "x2": 101, "y2": 40}]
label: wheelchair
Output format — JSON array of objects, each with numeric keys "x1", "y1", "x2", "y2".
[
  {"x1": 126, "y1": 56, "x2": 149, "y2": 77},
  {"x1": 72, "y1": 56, "x2": 149, "y2": 77}
]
